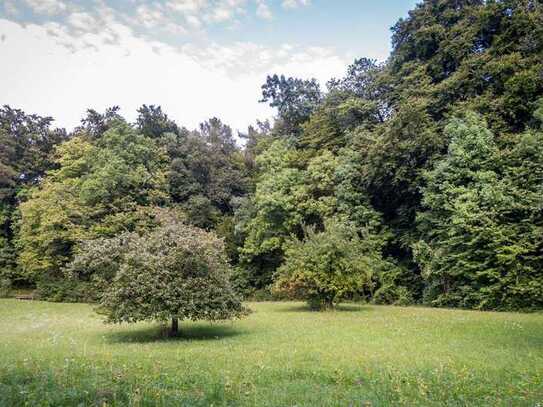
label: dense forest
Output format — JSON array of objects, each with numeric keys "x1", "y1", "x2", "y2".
[{"x1": 1, "y1": 0, "x2": 542, "y2": 311}]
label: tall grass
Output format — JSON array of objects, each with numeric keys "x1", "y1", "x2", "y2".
[{"x1": 1, "y1": 300, "x2": 542, "y2": 406}]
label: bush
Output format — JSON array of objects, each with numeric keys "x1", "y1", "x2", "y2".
[
  {"x1": 273, "y1": 220, "x2": 389, "y2": 310},
  {"x1": 34, "y1": 279, "x2": 93, "y2": 303},
  {"x1": 373, "y1": 285, "x2": 413, "y2": 306},
  {"x1": 0, "y1": 279, "x2": 12, "y2": 298},
  {"x1": 372, "y1": 263, "x2": 416, "y2": 306}
]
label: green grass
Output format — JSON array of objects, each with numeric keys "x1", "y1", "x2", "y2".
[{"x1": 0, "y1": 300, "x2": 542, "y2": 406}]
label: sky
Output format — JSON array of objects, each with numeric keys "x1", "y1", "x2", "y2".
[{"x1": 0, "y1": 0, "x2": 419, "y2": 131}]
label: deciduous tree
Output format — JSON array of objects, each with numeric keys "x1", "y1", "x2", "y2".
[{"x1": 91, "y1": 219, "x2": 249, "y2": 335}]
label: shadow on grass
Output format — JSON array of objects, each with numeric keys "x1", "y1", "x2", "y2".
[
  {"x1": 104, "y1": 323, "x2": 246, "y2": 344},
  {"x1": 277, "y1": 303, "x2": 372, "y2": 313}
]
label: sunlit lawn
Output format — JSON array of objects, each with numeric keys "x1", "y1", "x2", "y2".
[{"x1": 0, "y1": 299, "x2": 542, "y2": 406}]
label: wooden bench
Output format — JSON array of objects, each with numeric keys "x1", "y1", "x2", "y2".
[{"x1": 15, "y1": 294, "x2": 35, "y2": 301}]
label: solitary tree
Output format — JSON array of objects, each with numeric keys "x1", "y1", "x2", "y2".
[{"x1": 78, "y1": 218, "x2": 249, "y2": 335}]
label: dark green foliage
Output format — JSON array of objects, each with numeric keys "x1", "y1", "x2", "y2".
[
  {"x1": 372, "y1": 266, "x2": 415, "y2": 306},
  {"x1": 75, "y1": 106, "x2": 124, "y2": 140},
  {"x1": 327, "y1": 57, "x2": 390, "y2": 123},
  {"x1": 0, "y1": 106, "x2": 68, "y2": 188},
  {"x1": 136, "y1": 104, "x2": 180, "y2": 138},
  {"x1": 0, "y1": 106, "x2": 68, "y2": 286},
  {"x1": 34, "y1": 278, "x2": 94, "y2": 303},
  {"x1": 300, "y1": 92, "x2": 380, "y2": 151},
  {"x1": 4, "y1": 0, "x2": 543, "y2": 311},
  {"x1": 0, "y1": 278, "x2": 11, "y2": 298},
  {"x1": 351, "y1": 99, "x2": 443, "y2": 228},
  {"x1": 246, "y1": 0, "x2": 543, "y2": 310},
  {"x1": 182, "y1": 194, "x2": 220, "y2": 230},
  {"x1": 260, "y1": 74, "x2": 322, "y2": 136},
  {"x1": 415, "y1": 112, "x2": 543, "y2": 310},
  {"x1": 389, "y1": 0, "x2": 543, "y2": 132},
  {"x1": 163, "y1": 117, "x2": 249, "y2": 221}
]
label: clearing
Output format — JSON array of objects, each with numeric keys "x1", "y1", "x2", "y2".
[{"x1": 0, "y1": 300, "x2": 542, "y2": 406}]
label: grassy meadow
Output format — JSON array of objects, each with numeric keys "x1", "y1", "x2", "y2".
[{"x1": 0, "y1": 299, "x2": 542, "y2": 406}]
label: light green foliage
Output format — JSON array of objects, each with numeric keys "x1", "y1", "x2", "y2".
[
  {"x1": 0, "y1": 107, "x2": 68, "y2": 286},
  {"x1": 273, "y1": 220, "x2": 391, "y2": 310},
  {"x1": 239, "y1": 140, "x2": 384, "y2": 288},
  {"x1": 93, "y1": 219, "x2": 249, "y2": 327},
  {"x1": 63, "y1": 208, "x2": 184, "y2": 300},
  {"x1": 238, "y1": 141, "x2": 310, "y2": 287},
  {"x1": 16, "y1": 123, "x2": 168, "y2": 293},
  {"x1": 2, "y1": 300, "x2": 543, "y2": 406},
  {"x1": 415, "y1": 112, "x2": 543, "y2": 310}
]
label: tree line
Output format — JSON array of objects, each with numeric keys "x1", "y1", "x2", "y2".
[{"x1": 1, "y1": 0, "x2": 542, "y2": 311}]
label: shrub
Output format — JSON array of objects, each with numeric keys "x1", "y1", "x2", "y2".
[
  {"x1": 273, "y1": 220, "x2": 390, "y2": 310},
  {"x1": 0, "y1": 278, "x2": 12, "y2": 298},
  {"x1": 34, "y1": 279, "x2": 93, "y2": 303}
]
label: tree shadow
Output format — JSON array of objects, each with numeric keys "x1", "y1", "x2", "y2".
[
  {"x1": 104, "y1": 323, "x2": 246, "y2": 344},
  {"x1": 276, "y1": 303, "x2": 372, "y2": 313}
]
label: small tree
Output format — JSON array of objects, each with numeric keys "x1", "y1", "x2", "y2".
[
  {"x1": 273, "y1": 220, "x2": 387, "y2": 310},
  {"x1": 72, "y1": 219, "x2": 249, "y2": 335}
]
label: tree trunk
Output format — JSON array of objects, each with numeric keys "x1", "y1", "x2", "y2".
[
  {"x1": 323, "y1": 298, "x2": 335, "y2": 311},
  {"x1": 171, "y1": 317, "x2": 179, "y2": 336}
]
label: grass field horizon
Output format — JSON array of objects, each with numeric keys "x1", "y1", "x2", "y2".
[{"x1": 1, "y1": 299, "x2": 542, "y2": 406}]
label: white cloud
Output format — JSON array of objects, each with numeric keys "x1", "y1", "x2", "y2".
[
  {"x1": 67, "y1": 12, "x2": 99, "y2": 32},
  {"x1": 163, "y1": 0, "x2": 250, "y2": 26},
  {"x1": 204, "y1": 0, "x2": 247, "y2": 23},
  {"x1": 166, "y1": 0, "x2": 209, "y2": 14},
  {"x1": 40, "y1": 6, "x2": 127, "y2": 52},
  {"x1": 6, "y1": 0, "x2": 313, "y2": 39},
  {"x1": 181, "y1": 41, "x2": 345, "y2": 80},
  {"x1": 185, "y1": 15, "x2": 202, "y2": 28},
  {"x1": 136, "y1": 5, "x2": 165, "y2": 28},
  {"x1": 3, "y1": 0, "x2": 19, "y2": 16},
  {"x1": 208, "y1": 7, "x2": 233, "y2": 22},
  {"x1": 0, "y1": 18, "x2": 348, "y2": 131},
  {"x1": 256, "y1": 1, "x2": 273, "y2": 20},
  {"x1": 134, "y1": 4, "x2": 187, "y2": 33},
  {"x1": 24, "y1": 0, "x2": 67, "y2": 16},
  {"x1": 282, "y1": 0, "x2": 311, "y2": 9}
]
